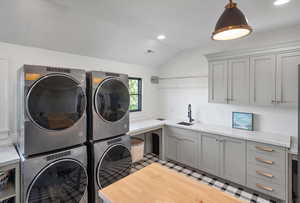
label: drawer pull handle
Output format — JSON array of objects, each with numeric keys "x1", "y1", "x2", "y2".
[
  {"x1": 256, "y1": 170, "x2": 273, "y2": 178},
  {"x1": 255, "y1": 146, "x2": 274, "y2": 152},
  {"x1": 255, "y1": 157, "x2": 274, "y2": 165},
  {"x1": 256, "y1": 184, "x2": 273, "y2": 192}
]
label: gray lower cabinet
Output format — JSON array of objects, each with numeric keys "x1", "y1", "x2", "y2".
[
  {"x1": 199, "y1": 133, "x2": 220, "y2": 176},
  {"x1": 165, "y1": 127, "x2": 198, "y2": 168},
  {"x1": 165, "y1": 134, "x2": 178, "y2": 161},
  {"x1": 220, "y1": 137, "x2": 246, "y2": 185},
  {"x1": 246, "y1": 141, "x2": 287, "y2": 200},
  {"x1": 164, "y1": 126, "x2": 288, "y2": 201},
  {"x1": 200, "y1": 134, "x2": 246, "y2": 184},
  {"x1": 178, "y1": 135, "x2": 198, "y2": 168}
]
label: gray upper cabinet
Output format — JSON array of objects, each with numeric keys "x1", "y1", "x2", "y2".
[
  {"x1": 207, "y1": 46, "x2": 300, "y2": 108},
  {"x1": 200, "y1": 133, "x2": 220, "y2": 176},
  {"x1": 228, "y1": 57, "x2": 250, "y2": 104},
  {"x1": 209, "y1": 60, "x2": 228, "y2": 103},
  {"x1": 250, "y1": 55, "x2": 276, "y2": 106},
  {"x1": 220, "y1": 137, "x2": 246, "y2": 185},
  {"x1": 276, "y1": 51, "x2": 300, "y2": 107}
]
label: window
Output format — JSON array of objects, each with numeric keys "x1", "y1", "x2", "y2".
[{"x1": 129, "y1": 77, "x2": 142, "y2": 112}]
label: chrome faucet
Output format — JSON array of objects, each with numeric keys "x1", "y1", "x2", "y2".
[{"x1": 188, "y1": 104, "x2": 194, "y2": 123}]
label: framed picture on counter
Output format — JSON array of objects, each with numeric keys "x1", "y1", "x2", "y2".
[{"x1": 232, "y1": 112, "x2": 253, "y2": 131}]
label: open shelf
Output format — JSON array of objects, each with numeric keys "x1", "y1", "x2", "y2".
[{"x1": 0, "y1": 182, "x2": 16, "y2": 201}]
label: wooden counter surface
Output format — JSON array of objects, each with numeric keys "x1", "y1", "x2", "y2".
[{"x1": 99, "y1": 163, "x2": 244, "y2": 203}]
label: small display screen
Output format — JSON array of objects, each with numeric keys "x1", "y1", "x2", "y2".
[{"x1": 232, "y1": 112, "x2": 253, "y2": 131}]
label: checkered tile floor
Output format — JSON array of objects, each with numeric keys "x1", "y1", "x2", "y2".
[{"x1": 131, "y1": 154, "x2": 277, "y2": 203}]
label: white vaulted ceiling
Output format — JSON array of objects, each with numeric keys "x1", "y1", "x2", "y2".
[{"x1": 0, "y1": 0, "x2": 299, "y2": 67}]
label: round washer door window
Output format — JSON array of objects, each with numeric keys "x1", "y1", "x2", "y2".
[
  {"x1": 27, "y1": 74, "x2": 86, "y2": 130},
  {"x1": 27, "y1": 159, "x2": 87, "y2": 203},
  {"x1": 95, "y1": 79, "x2": 129, "y2": 122},
  {"x1": 97, "y1": 145, "x2": 132, "y2": 188}
]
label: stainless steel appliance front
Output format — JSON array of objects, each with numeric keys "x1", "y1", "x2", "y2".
[
  {"x1": 17, "y1": 65, "x2": 87, "y2": 157},
  {"x1": 20, "y1": 145, "x2": 88, "y2": 203},
  {"x1": 87, "y1": 71, "x2": 129, "y2": 141},
  {"x1": 88, "y1": 135, "x2": 132, "y2": 203}
]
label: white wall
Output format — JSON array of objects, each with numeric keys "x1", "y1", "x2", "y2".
[
  {"x1": 158, "y1": 26, "x2": 300, "y2": 151},
  {"x1": 0, "y1": 42, "x2": 159, "y2": 141}
]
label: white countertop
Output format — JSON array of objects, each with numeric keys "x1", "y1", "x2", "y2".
[
  {"x1": 129, "y1": 119, "x2": 165, "y2": 136},
  {"x1": 129, "y1": 119, "x2": 291, "y2": 149},
  {"x1": 0, "y1": 143, "x2": 20, "y2": 168}
]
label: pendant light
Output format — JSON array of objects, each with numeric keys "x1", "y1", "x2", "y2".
[{"x1": 212, "y1": 0, "x2": 252, "y2": 40}]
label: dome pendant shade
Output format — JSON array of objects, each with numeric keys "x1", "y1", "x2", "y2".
[{"x1": 212, "y1": 0, "x2": 252, "y2": 40}]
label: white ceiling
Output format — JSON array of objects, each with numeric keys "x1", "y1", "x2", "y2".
[{"x1": 0, "y1": 0, "x2": 299, "y2": 67}]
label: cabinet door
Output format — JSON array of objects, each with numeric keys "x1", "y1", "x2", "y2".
[
  {"x1": 220, "y1": 137, "x2": 246, "y2": 185},
  {"x1": 250, "y1": 55, "x2": 276, "y2": 105},
  {"x1": 276, "y1": 51, "x2": 300, "y2": 107},
  {"x1": 165, "y1": 135, "x2": 178, "y2": 161},
  {"x1": 178, "y1": 135, "x2": 198, "y2": 168},
  {"x1": 228, "y1": 57, "x2": 250, "y2": 104},
  {"x1": 209, "y1": 61, "x2": 228, "y2": 103},
  {"x1": 200, "y1": 133, "x2": 220, "y2": 176}
]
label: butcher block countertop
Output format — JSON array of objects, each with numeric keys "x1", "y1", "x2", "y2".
[{"x1": 99, "y1": 163, "x2": 244, "y2": 203}]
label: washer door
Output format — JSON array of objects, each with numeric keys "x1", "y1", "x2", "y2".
[
  {"x1": 27, "y1": 74, "x2": 86, "y2": 131},
  {"x1": 95, "y1": 78, "x2": 129, "y2": 122},
  {"x1": 27, "y1": 159, "x2": 87, "y2": 203},
  {"x1": 97, "y1": 145, "x2": 132, "y2": 188}
]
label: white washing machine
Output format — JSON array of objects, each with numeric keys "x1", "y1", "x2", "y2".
[
  {"x1": 20, "y1": 145, "x2": 88, "y2": 203},
  {"x1": 88, "y1": 135, "x2": 132, "y2": 203}
]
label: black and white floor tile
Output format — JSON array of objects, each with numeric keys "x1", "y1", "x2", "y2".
[{"x1": 131, "y1": 154, "x2": 277, "y2": 203}]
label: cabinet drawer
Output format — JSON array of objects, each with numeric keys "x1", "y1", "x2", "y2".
[
  {"x1": 247, "y1": 164, "x2": 284, "y2": 185},
  {"x1": 247, "y1": 142, "x2": 286, "y2": 171},
  {"x1": 247, "y1": 175, "x2": 285, "y2": 200},
  {"x1": 247, "y1": 152, "x2": 285, "y2": 172},
  {"x1": 166, "y1": 126, "x2": 198, "y2": 138}
]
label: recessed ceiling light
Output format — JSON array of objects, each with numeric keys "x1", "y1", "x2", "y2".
[
  {"x1": 157, "y1": 35, "x2": 166, "y2": 40},
  {"x1": 274, "y1": 0, "x2": 290, "y2": 6}
]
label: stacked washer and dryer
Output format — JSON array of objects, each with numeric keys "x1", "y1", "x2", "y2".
[
  {"x1": 86, "y1": 71, "x2": 132, "y2": 203},
  {"x1": 17, "y1": 66, "x2": 132, "y2": 203},
  {"x1": 17, "y1": 65, "x2": 89, "y2": 203}
]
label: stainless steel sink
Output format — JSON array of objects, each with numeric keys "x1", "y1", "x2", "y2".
[{"x1": 177, "y1": 122, "x2": 193, "y2": 126}]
